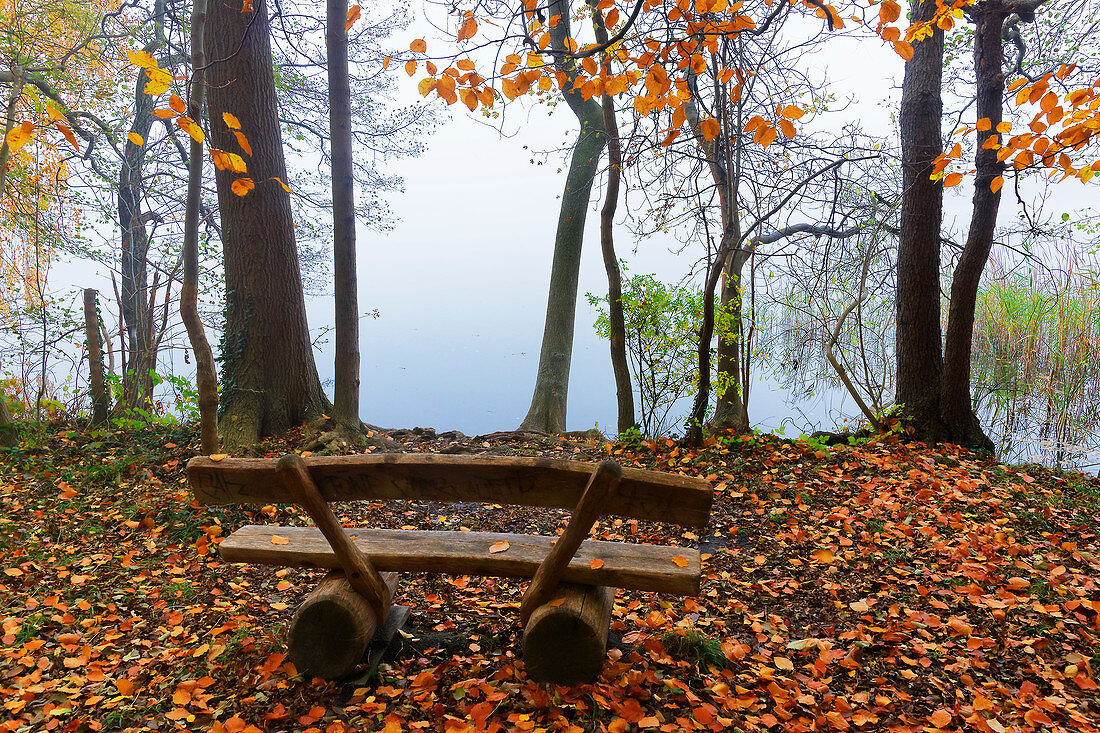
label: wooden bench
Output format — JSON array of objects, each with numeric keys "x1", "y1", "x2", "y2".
[{"x1": 186, "y1": 453, "x2": 713, "y2": 684}]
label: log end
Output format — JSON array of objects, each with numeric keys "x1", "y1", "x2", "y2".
[{"x1": 522, "y1": 583, "x2": 614, "y2": 685}]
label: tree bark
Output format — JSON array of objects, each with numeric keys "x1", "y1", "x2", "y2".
[
  {"x1": 894, "y1": 0, "x2": 948, "y2": 441},
  {"x1": 590, "y1": 3, "x2": 635, "y2": 436},
  {"x1": 940, "y1": 2, "x2": 1005, "y2": 453},
  {"x1": 205, "y1": 0, "x2": 329, "y2": 448},
  {"x1": 119, "y1": 70, "x2": 157, "y2": 409},
  {"x1": 84, "y1": 289, "x2": 110, "y2": 424},
  {"x1": 710, "y1": 245, "x2": 751, "y2": 434},
  {"x1": 328, "y1": 0, "x2": 360, "y2": 429},
  {"x1": 519, "y1": 0, "x2": 607, "y2": 433},
  {"x1": 181, "y1": 0, "x2": 219, "y2": 454}
]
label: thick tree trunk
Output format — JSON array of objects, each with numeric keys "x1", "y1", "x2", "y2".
[
  {"x1": 119, "y1": 72, "x2": 157, "y2": 409},
  {"x1": 182, "y1": 0, "x2": 219, "y2": 454},
  {"x1": 592, "y1": 6, "x2": 635, "y2": 436},
  {"x1": 894, "y1": 0, "x2": 948, "y2": 441},
  {"x1": 205, "y1": 0, "x2": 328, "y2": 448},
  {"x1": 84, "y1": 289, "x2": 110, "y2": 424},
  {"x1": 519, "y1": 0, "x2": 606, "y2": 433},
  {"x1": 940, "y1": 3, "x2": 1005, "y2": 453},
  {"x1": 710, "y1": 244, "x2": 751, "y2": 434},
  {"x1": 328, "y1": 0, "x2": 360, "y2": 429}
]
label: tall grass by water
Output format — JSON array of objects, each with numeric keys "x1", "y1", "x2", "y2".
[{"x1": 973, "y1": 262, "x2": 1100, "y2": 468}]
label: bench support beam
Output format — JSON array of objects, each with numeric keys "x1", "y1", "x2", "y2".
[
  {"x1": 277, "y1": 454, "x2": 391, "y2": 622},
  {"x1": 522, "y1": 583, "x2": 614, "y2": 684},
  {"x1": 520, "y1": 460, "x2": 621, "y2": 624},
  {"x1": 287, "y1": 570, "x2": 399, "y2": 679}
]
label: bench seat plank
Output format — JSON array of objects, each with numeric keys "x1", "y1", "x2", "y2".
[
  {"x1": 219, "y1": 525, "x2": 702, "y2": 596},
  {"x1": 188, "y1": 454, "x2": 713, "y2": 528}
]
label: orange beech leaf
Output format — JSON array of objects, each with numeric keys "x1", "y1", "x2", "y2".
[
  {"x1": 223, "y1": 112, "x2": 241, "y2": 129},
  {"x1": 345, "y1": 4, "x2": 361, "y2": 32},
  {"x1": 699, "y1": 118, "x2": 721, "y2": 141},
  {"x1": 547, "y1": 597, "x2": 565, "y2": 607},
  {"x1": 233, "y1": 130, "x2": 252, "y2": 156},
  {"x1": 672, "y1": 555, "x2": 688, "y2": 567},
  {"x1": 405, "y1": 59, "x2": 417, "y2": 76},
  {"x1": 6, "y1": 120, "x2": 34, "y2": 152},
  {"x1": 928, "y1": 710, "x2": 953, "y2": 728},
  {"x1": 488, "y1": 540, "x2": 509, "y2": 553},
  {"x1": 893, "y1": 40, "x2": 914, "y2": 61},
  {"x1": 169, "y1": 94, "x2": 186, "y2": 114},
  {"x1": 976, "y1": 117, "x2": 992, "y2": 131},
  {"x1": 382, "y1": 55, "x2": 391, "y2": 69},
  {"x1": 153, "y1": 108, "x2": 175, "y2": 119},
  {"x1": 990, "y1": 175, "x2": 1004, "y2": 193},
  {"x1": 272, "y1": 176, "x2": 292, "y2": 193},
  {"x1": 270, "y1": 535, "x2": 290, "y2": 545},
  {"x1": 590, "y1": 558, "x2": 605, "y2": 569},
  {"x1": 176, "y1": 116, "x2": 205, "y2": 144},
  {"x1": 410, "y1": 38, "x2": 427, "y2": 53},
  {"x1": 58, "y1": 482, "x2": 77, "y2": 498},
  {"x1": 812, "y1": 548, "x2": 835, "y2": 563},
  {"x1": 878, "y1": 0, "x2": 900, "y2": 24},
  {"x1": 115, "y1": 678, "x2": 137, "y2": 696},
  {"x1": 231, "y1": 178, "x2": 255, "y2": 196},
  {"x1": 56, "y1": 122, "x2": 78, "y2": 150},
  {"x1": 942, "y1": 172, "x2": 963, "y2": 187}
]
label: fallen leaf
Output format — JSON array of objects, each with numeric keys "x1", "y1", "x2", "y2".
[
  {"x1": 672, "y1": 555, "x2": 688, "y2": 567},
  {"x1": 547, "y1": 598, "x2": 565, "y2": 607},
  {"x1": 590, "y1": 558, "x2": 605, "y2": 569},
  {"x1": 489, "y1": 540, "x2": 509, "y2": 553},
  {"x1": 209, "y1": 454, "x2": 228, "y2": 462},
  {"x1": 271, "y1": 535, "x2": 290, "y2": 545}
]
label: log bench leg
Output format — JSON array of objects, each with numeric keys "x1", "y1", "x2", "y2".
[
  {"x1": 522, "y1": 583, "x2": 614, "y2": 685},
  {"x1": 288, "y1": 570, "x2": 399, "y2": 679}
]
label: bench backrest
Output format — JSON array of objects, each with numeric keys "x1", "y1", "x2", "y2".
[{"x1": 187, "y1": 454, "x2": 712, "y2": 528}]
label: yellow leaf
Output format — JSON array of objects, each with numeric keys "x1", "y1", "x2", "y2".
[
  {"x1": 231, "y1": 178, "x2": 255, "y2": 197},
  {"x1": 672, "y1": 556, "x2": 688, "y2": 568},
  {"x1": 270, "y1": 535, "x2": 290, "y2": 545},
  {"x1": 143, "y1": 67, "x2": 172, "y2": 96},
  {"x1": 227, "y1": 152, "x2": 247, "y2": 174},
  {"x1": 489, "y1": 540, "x2": 510, "y2": 554},
  {"x1": 126, "y1": 49, "x2": 159, "y2": 69},
  {"x1": 410, "y1": 38, "x2": 427, "y2": 53},
  {"x1": 345, "y1": 4, "x2": 360, "y2": 32},
  {"x1": 44, "y1": 105, "x2": 65, "y2": 122},
  {"x1": 209, "y1": 454, "x2": 228, "y2": 461},
  {"x1": 527, "y1": 52, "x2": 545, "y2": 68},
  {"x1": 233, "y1": 130, "x2": 252, "y2": 156},
  {"x1": 995, "y1": 121, "x2": 1012, "y2": 133},
  {"x1": 990, "y1": 175, "x2": 1004, "y2": 193},
  {"x1": 418, "y1": 77, "x2": 436, "y2": 97},
  {"x1": 223, "y1": 112, "x2": 241, "y2": 129},
  {"x1": 6, "y1": 120, "x2": 34, "y2": 152},
  {"x1": 590, "y1": 558, "x2": 605, "y2": 569},
  {"x1": 176, "y1": 116, "x2": 205, "y2": 144},
  {"x1": 127, "y1": 132, "x2": 145, "y2": 146},
  {"x1": 272, "y1": 177, "x2": 292, "y2": 193}
]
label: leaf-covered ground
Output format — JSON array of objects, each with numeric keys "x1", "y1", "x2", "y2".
[{"x1": 1, "y1": 423, "x2": 1098, "y2": 732}]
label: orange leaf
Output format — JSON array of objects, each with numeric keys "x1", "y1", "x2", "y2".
[
  {"x1": 345, "y1": 4, "x2": 360, "y2": 32},
  {"x1": 990, "y1": 175, "x2": 1004, "y2": 193},
  {"x1": 209, "y1": 453, "x2": 228, "y2": 461},
  {"x1": 223, "y1": 112, "x2": 241, "y2": 129},
  {"x1": 590, "y1": 558, "x2": 605, "y2": 569},
  {"x1": 405, "y1": 59, "x2": 417, "y2": 76},
  {"x1": 942, "y1": 172, "x2": 963, "y2": 187},
  {"x1": 893, "y1": 40, "x2": 914, "y2": 61},
  {"x1": 271, "y1": 535, "x2": 290, "y2": 545},
  {"x1": 672, "y1": 555, "x2": 688, "y2": 567},
  {"x1": 928, "y1": 710, "x2": 953, "y2": 728},
  {"x1": 5, "y1": 121, "x2": 34, "y2": 152},
  {"x1": 382, "y1": 55, "x2": 391, "y2": 69},
  {"x1": 169, "y1": 94, "x2": 186, "y2": 114},
  {"x1": 59, "y1": 482, "x2": 77, "y2": 499},
  {"x1": 230, "y1": 178, "x2": 254, "y2": 196},
  {"x1": 489, "y1": 540, "x2": 509, "y2": 553},
  {"x1": 153, "y1": 108, "x2": 175, "y2": 119},
  {"x1": 699, "y1": 117, "x2": 720, "y2": 141},
  {"x1": 55, "y1": 122, "x2": 78, "y2": 150},
  {"x1": 410, "y1": 38, "x2": 427, "y2": 53},
  {"x1": 547, "y1": 597, "x2": 565, "y2": 607},
  {"x1": 115, "y1": 678, "x2": 136, "y2": 696},
  {"x1": 272, "y1": 176, "x2": 292, "y2": 193},
  {"x1": 811, "y1": 548, "x2": 835, "y2": 564}
]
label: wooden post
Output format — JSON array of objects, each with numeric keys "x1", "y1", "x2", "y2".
[
  {"x1": 276, "y1": 454, "x2": 390, "y2": 622},
  {"x1": 287, "y1": 570, "x2": 398, "y2": 679},
  {"x1": 83, "y1": 289, "x2": 109, "y2": 424},
  {"x1": 522, "y1": 582, "x2": 614, "y2": 684},
  {"x1": 520, "y1": 460, "x2": 621, "y2": 624}
]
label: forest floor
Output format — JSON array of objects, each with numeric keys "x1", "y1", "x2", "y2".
[{"x1": 0, "y1": 421, "x2": 1098, "y2": 733}]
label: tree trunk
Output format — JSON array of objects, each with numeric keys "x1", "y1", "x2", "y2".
[
  {"x1": 894, "y1": 0, "x2": 947, "y2": 441},
  {"x1": 182, "y1": 0, "x2": 219, "y2": 454},
  {"x1": 519, "y1": 0, "x2": 606, "y2": 434},
  {"x1": 328, "y1": 0, "x2": 360, "y2": 429},
  {"x1": 119, "y1": 71, "x2": 157, "y2": 409},
  {"x1": 84, "y1": 289, "x2": 110, "y2": 424},
  {"x1": 205, "y1": 0, "x2": 329, "y2": 448},
  {"x1": 940, "y1": 3, "x2": 1004, "y2": 453},
  {"x1": 710, "y1": 244, "x2": 751, "y2": 434},
  {"x1": 592, "y1": 4, "x2": 634, "y2": 436}
]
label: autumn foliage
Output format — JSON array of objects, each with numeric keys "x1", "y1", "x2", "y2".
[{"x1": 1, "y1": 425, "x2": 1097, "y2": 731}]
